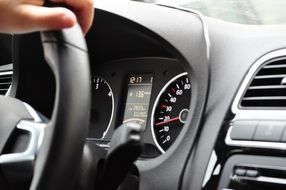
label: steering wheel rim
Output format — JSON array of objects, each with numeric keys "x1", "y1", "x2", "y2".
[
  {"x1": 31, "y1": 24, "x2": 91, "y2": 190},
  {"x1": 0, "y1": 24, "x2": 91, "y2": 190}
]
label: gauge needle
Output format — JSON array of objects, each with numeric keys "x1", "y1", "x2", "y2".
[{"x1": 155, "y1": 116, "x2": 180, "y2": 126}]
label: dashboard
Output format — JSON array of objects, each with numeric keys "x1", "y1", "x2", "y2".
[{"x1": 2, "y1": 0, "x2": 286, "y2": 190}]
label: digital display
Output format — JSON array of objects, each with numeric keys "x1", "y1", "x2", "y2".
[{"x1": 122, "y1": 74, "x2": 154, "y2": 130}]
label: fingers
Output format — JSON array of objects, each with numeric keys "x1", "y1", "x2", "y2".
[
  {"x1": 0, "y1": 0, "x2": 93, "y2": 34},
  {"x1": 14, "y1": 5, "x2": 77, "y2": 33},
  {"x1": 50, "y1": 0, "x2": 94, "y2": 34}
]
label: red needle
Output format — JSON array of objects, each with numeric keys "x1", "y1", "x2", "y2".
[{"x1": 155, "y1": 116, "x2": 180, "y2": 126}]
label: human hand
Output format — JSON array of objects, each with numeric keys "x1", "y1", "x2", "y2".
[{"x1": 0, "y1": 0, "x2": 94, "y2": 34}]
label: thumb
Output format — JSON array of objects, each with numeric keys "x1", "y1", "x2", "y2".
[{"x1": 16, "y1": 5, "x2": 77, "y2": 32}]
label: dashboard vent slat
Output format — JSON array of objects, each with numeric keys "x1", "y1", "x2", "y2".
[
  {"x1": 0, "y1": 71, "x2": 12, "y2": 95},
  {"x1": 263, "y1": 64, "x2": 286, "y2": 69},
  {"x1": 248, "y1": 85, "x2": 286, "y2": 90},
  {"x1": 254, "y1": 74, "x2": 286, "y2": 79},
  {"x1": 240, "y1": 58, "x2": 286, "y2": 108},
  {"x1": 243, "y1": 96, "x2": 286, "y2": 101}
]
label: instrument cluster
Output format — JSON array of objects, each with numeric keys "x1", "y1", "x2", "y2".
[{"x1": 88, "y1": 58, "x2": 191, "y2": 157}]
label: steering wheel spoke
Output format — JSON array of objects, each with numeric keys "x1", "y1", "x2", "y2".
[
  {"x1": 0, "y1": 120, "x2": 46, "y2": 165},
  {"x1": 0, "y1": 96, "x2": 48, "y2": 188}
]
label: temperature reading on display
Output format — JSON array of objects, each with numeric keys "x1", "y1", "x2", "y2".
[{"x1": 122, "y1": 74, "x2": 154, "y2": 130}]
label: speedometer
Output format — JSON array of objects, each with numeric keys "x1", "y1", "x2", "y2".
[{"x1": 152, "y1": 73, "x2": 191, "y2": 153}]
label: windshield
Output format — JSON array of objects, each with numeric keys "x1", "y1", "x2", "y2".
[{"x1": 134, "y1": 0, "x2": 286, "y2": 25}]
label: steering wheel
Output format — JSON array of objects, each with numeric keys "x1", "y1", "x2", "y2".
[{"x1": 0, "y1": 24, "x2": 90, "y2": 190}]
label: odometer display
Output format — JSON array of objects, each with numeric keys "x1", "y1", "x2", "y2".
[
  {"x1": 152, "y1": 73, "x2": 191, "y2": 152},
  {"x1": 122, "y1": 74, "x2": 154, "y2": 131}
]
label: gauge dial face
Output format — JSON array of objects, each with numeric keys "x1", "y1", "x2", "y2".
[
  {"x1": 88, "y1": 76, "x2": 114, "y2": 139},
  {"x1": 152, "y1": 73, "x2": 191, "y2": 152}
]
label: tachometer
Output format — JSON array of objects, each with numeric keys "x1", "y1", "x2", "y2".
[
  {"x1": 152, "y1": 73, "x2": 191, "y2": 153},
  {"x1": 88, "y1": 76, "x2": 114, "y2": 139}
]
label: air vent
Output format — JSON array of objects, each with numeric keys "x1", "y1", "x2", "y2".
[
  {"x1": 240, "y1": 58, "x2": 286, "y2": 108},
  {"x1": 0, "y1": 71, "x2": 12, "y2": 95}
]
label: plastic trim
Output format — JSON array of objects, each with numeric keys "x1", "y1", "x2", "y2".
[
  {"x1": 225, "y1": 126, "x2": 286, "y2": 150},
  {"x1": 227, "y1": 49, "x2": 286, "y2": 150}
]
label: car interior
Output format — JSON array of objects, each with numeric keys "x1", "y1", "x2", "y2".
[{"x1": 1, "y1": 0, "x2": 286, "y2": 190}]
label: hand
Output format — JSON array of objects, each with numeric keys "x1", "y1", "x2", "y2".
[{"x1": 0, "y1": 0, "x2": 94, "y2": 34}]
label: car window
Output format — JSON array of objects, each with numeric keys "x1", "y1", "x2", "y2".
[{"x1": 133, "y1": 0, "x2": 286, "y2": 25}]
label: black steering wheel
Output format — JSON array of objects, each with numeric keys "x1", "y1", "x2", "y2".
[{"x1": 0, "y1": 24, "x2": 90, "y2": 190}]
